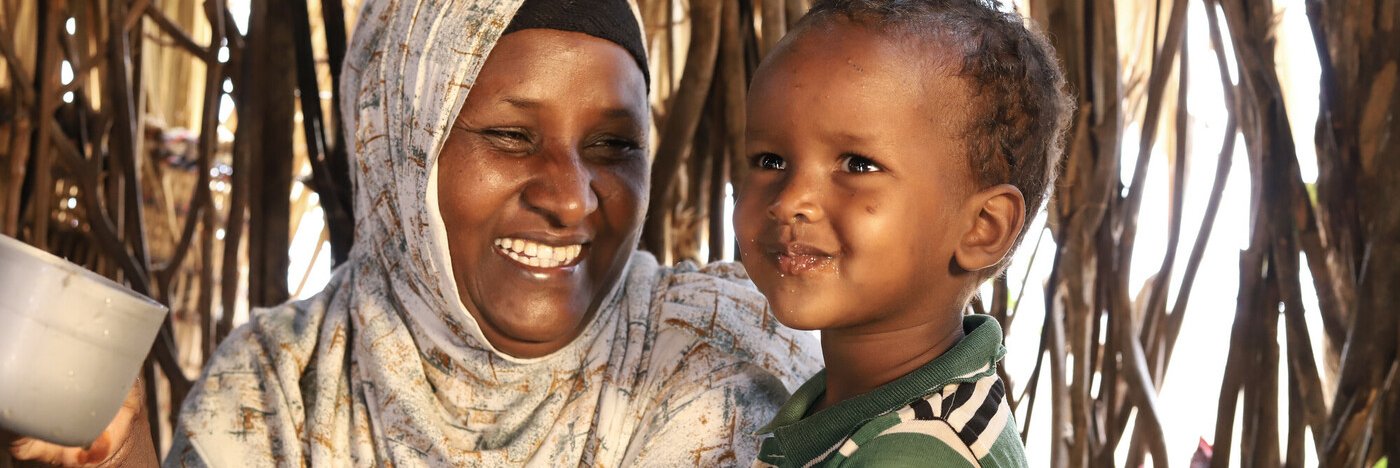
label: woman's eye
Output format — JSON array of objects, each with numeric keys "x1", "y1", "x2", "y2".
[
  {"x1": 480, "y1": 129, "x2": 534, "y2": 152},
  {"x1": 839, "y1": 154, "x2": 882, "y2": 173},
  {"x1": 591, "y1": 137, "x2": 642, "y2": 153},
  {"x1": 585, "y1": 136, "x2": 645, "y2": 163},
  {"x1": 752, "y1": 153, "x2": 786, "y2": 170}
]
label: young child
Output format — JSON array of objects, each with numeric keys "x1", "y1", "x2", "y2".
[{"x1": 734, "y1": 0, "x2": 1072, "y2": 466}]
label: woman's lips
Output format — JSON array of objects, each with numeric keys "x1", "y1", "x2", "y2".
[{"x1": 494, "y1": 237, "x2": 585, "y2": 269}]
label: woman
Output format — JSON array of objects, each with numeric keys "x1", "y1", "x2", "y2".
[{"x1": 10, "y1": 0, "x2": 819, "y2": 465}]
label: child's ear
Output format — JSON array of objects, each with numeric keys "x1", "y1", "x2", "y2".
[{"x1": 954, "y1": 184, "x2": 1026, "y2": 273}]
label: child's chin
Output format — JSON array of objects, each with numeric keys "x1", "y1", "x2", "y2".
[{"x1": 769, "y1": 304, "x2": 833, "y2": 331}]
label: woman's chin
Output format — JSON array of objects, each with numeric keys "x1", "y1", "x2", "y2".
[{"x1": 472, "y1": 307, "x2": 592, "y2": 356}]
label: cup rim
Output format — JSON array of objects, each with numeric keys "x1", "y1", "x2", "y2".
[{"x1": 0, "y1": 234, "x2": 167, "y2": 317}]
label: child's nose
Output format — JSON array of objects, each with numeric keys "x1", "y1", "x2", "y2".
[{"x1": 766, "y1": 174, "x2": 824, "y2": 224}]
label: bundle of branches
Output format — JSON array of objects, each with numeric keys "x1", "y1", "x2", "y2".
[
  {"x1": 1020, "y1": 0, "x2": 1399, "y2": 466},
  {"x1": 0, "y1": 0, "x2": 354, "y2": 457},
  {"x1": 1305, "y1": 0, "x2": 1399, "y2": 465}
]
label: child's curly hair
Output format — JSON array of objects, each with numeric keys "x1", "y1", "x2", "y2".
[{"x1": 796, "y1": 0, "x2": 1074, "y2": 267}]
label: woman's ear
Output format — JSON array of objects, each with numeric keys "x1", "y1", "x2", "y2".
[{"x1": 953, "y1": 184, "x2": 1026, "y2": 273}]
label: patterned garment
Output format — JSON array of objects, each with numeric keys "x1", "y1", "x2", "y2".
[
  {"x1": 164, "y1": 0, "x2": 820, "y2": 466},
  {"x1": 752, "y1": 315, "x2": 1027, "y2": 467}
]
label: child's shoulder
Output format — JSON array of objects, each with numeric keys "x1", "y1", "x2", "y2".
[{"x1": 834, "y1": 372, "x2": 1026, "y2": 467}]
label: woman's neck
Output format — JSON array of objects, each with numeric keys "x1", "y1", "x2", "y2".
[{"x1": 814, "y1": 313, "x2": 965, "y2": 412}]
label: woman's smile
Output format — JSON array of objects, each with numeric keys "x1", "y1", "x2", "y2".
[{"x1": 493, "y1": 237, "x2": 586, "y2": 271}]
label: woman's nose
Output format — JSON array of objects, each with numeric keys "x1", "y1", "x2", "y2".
[
  {"x1": 766, "y1": 172, "x2": 823, "y2": 224},
  {"x1": 522, "y1": 148, "x2": 598, "y2": 227}
]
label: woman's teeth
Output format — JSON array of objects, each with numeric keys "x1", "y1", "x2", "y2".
[{"x1": 495, "y1": 238, "x2": 583, "y2": 268}]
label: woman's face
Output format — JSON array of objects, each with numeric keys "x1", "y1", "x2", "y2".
[{"x1": 437, "y1": 29, "x2": 649, "y2": 358}]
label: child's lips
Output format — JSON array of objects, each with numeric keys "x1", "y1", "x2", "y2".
[
  {"x1": 770, "y1": 243, "x2": 837, "y2": 276},
  {"x1": 776, "y1": 253, "x2": 834, "y2": 276}
]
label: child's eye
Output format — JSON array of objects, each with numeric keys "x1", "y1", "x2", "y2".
[
  {"x1": 752, "y1": 153, "x2": 787, "y2": 170},
  {"x1": 839, "y1": 154, "x2": 882, "y2": 173}
]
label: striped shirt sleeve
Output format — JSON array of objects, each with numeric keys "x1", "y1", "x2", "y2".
[
  {"x1": 838, "y1": 372, "x2": 1016, "y2": 467},
  {"x1": 842, "y1": 431, "x2": 977, "y2": 468}
]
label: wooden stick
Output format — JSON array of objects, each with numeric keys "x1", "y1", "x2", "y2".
[
  {"x1": 1046, "y1": 268, "x2": 1069, "y2": 468},
  {"x1": 1209, "y1": 248, "x2": 1263, "y2": 468},
  {"x1": 760, "y1": 0, "x2": 785, "y2": 57},
  {"x1": 1116, "y1": 0, "x2": 1189, "y2": 296},
  {"x1": 319, "y1": 0, "x2": 354, "y2": 265},
  {"x1": 288, "y1": 0, "x2": 352, "y2": 267},
  {"x1": 121, "y1": 0, "x2": 150, "y2": 32},
  {"x1": 1300, "y1": 0, "x2": 1359, "y2": 370},
  {"x1": 57, "y1": 53, "x2": 104, "y2": 96},
  {"x1": 1159, "y1": 0, "x2": 1239, "y2": 369},
  {"x1": 245, "y1": 0, "x2": 296, "y2": 307},
  {"x1": 219, "y1": 69, "x2": 252, "y2": 343},
  {"x1": 29, "y1": 0, "x2": 66, "y2": 248},
  {"x1": 0, "y1": 7, "x2": 35, "y2": 235},
  {"x1": 1138, "y1": 24, "x2": 1189, "y2": 378},
  {"x1": 706, "y1": 117, "x2": 728, "y2": 262},
  {"x1": 707, "y1": 0, "x2": 745, "y2": 262},
  {"x1": 143, "y1": 3, "x2": 206, "y2": 60},
  {"x1": 292, "y1": 227, "x2": 328, "y2": 298},
  {"x1": 108, "y1": 0, "x2": 154, "y2": 301},
  {"x1": 642, "y1": 0, "x2": 722, "y2": 261}
]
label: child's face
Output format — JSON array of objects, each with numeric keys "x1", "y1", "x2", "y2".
[{"x1": 735, "y1": 21, "x2": 978, "y2": 332}]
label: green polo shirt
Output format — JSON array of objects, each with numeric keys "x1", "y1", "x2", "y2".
[{"x1": 752, "y1": 315, "x2": 1027, "y2": 467}]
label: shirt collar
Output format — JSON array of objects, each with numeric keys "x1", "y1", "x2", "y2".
[{"x1": 756, "y1": 314, "x2": 1007, "y2": 464}]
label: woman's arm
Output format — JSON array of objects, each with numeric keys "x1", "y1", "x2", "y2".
[{"x1": 623, "y1": 360, "x2": 792, "y2": 466}]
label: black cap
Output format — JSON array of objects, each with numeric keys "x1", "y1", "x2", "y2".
[{"x1": 504, "y1": 0, "x2": 651, "y2": 88}]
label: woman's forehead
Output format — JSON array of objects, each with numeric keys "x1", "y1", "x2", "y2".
[{"x1": 462, "y1": 30, "x2": 649, "y2": 119}]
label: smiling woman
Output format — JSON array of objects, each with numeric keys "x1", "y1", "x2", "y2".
[{"x1": 436, "y1": 28, "x2": 652, "y2": 358}]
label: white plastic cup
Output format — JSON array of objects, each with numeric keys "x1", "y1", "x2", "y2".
[{"x1": 0, "y1": 234, "x2": 168, "y2": 446}]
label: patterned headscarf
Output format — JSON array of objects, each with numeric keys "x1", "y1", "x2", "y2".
[{"x1": 167, "y1": 1, "x2": 820, "y2": 466}]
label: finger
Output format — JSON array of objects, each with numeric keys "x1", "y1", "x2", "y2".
[
  {"x1": 8, "y1": 379, "x2": 145, "y2": 466},
  {"x1": 9, "y1": 437, "x2": 84, "y2": 466}
]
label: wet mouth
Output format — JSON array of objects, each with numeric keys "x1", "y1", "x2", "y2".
[
  {"x1": 776, "y1": 253, "x2": 834, "y2": 276},
  {"x1": 768, "y1": 242, "x2": 838, "y2": 276},
  {"x1": 494, "y1": 237, "x2": 585, "y2": 269}
]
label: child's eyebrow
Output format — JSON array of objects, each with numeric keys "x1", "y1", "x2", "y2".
[
  {"x1": 828, "y1": 130, "x2": 872, "y2": 146},
  {"x1": 744, "y1": 129, "x2": 877, "y2": 150}
]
